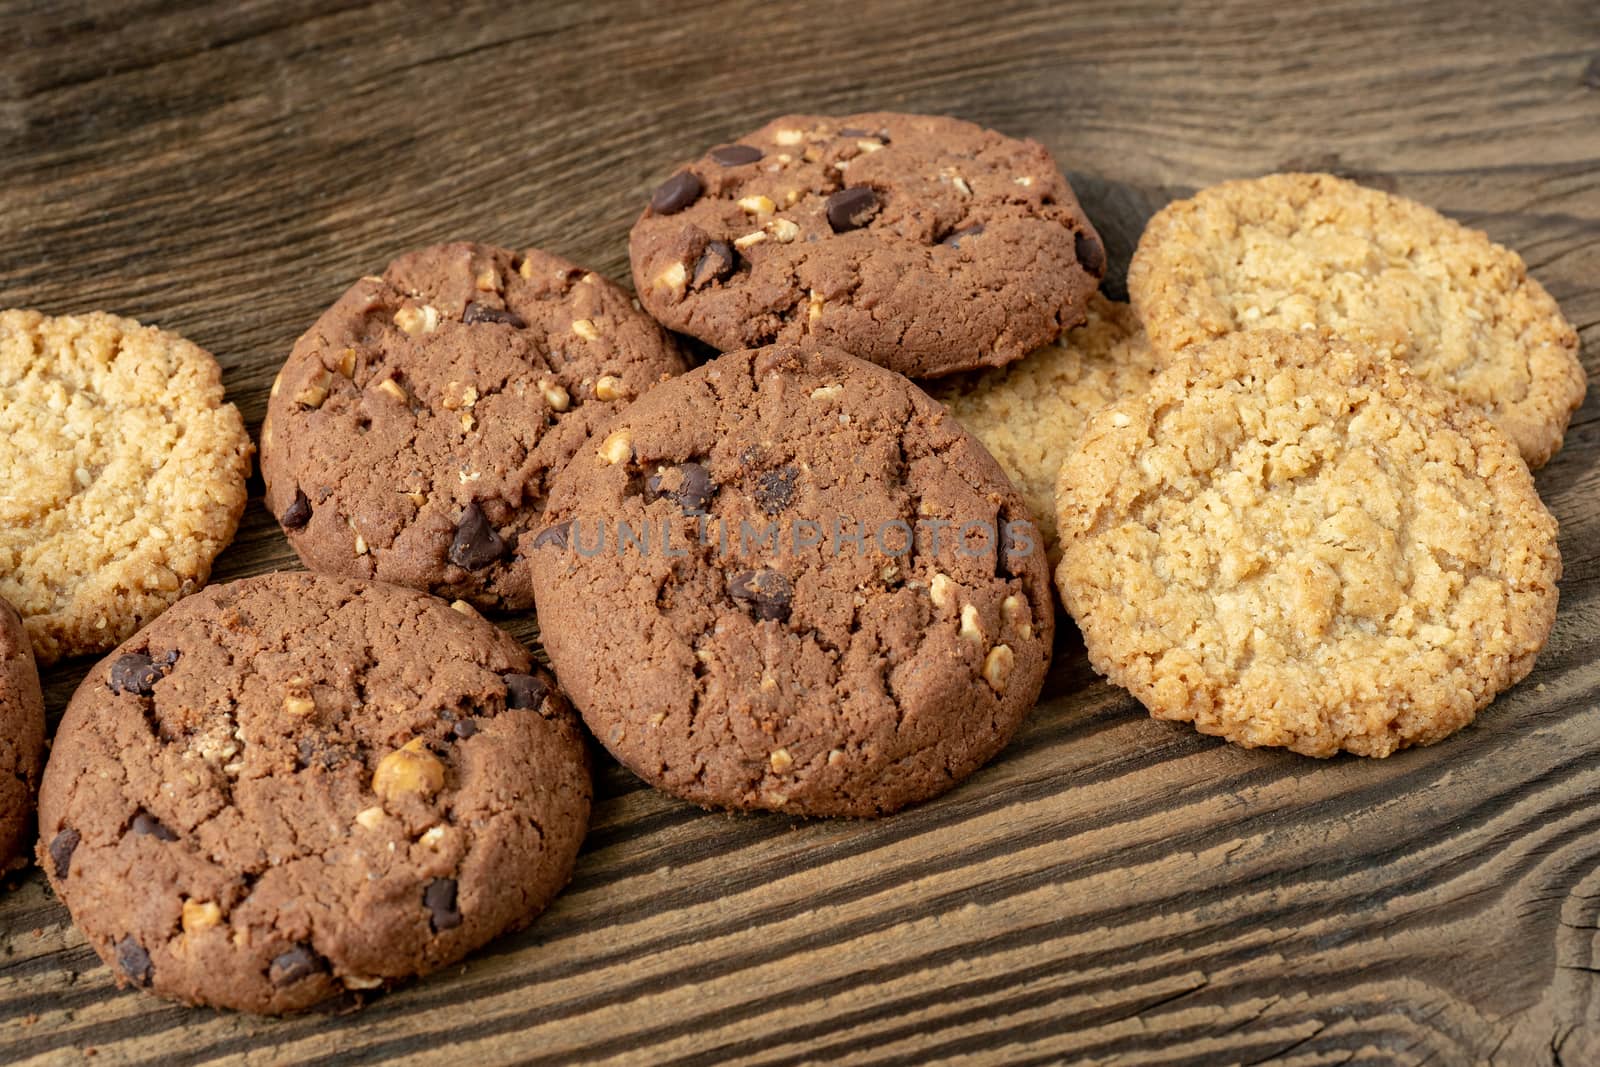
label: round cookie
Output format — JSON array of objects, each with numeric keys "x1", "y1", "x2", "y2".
[
  {"x1": 529, "y1": 344, "x2": 1055, "y2": 817},
  {"x1": 1054, "y1": 330, "x2": 1562, "y2": 758},
  {"x1": 629, "y1": 112, "x2": 1105, "y2": 379},
  {"x1": 1126, "y1": 172, "x2": 1586, "y2": 468},
  {"x1": 0, "y1": 309, "x2": 252, "y2": 664},
  {"x1": 36, "y1": 573, "x2": 591, "y2": 1014},
  {"x1": 261, "y1": 242, "x2": 688, "y2": 609},
  {"x1": 0, "y1": 598, "x2": 44, "y2": 871},
  {"x1": 930, "y1": 294, "x2": 1163, "y2": 562}
]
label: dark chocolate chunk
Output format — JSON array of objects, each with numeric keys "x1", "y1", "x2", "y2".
[
  {"x1": 280, "y1": 489, "x2": 312, "y2": 530},
  {"x1": 709, "y1": 144, "x2": 763, "y2": 166},
  {"x1": 48, "y1": 827, "x2": 79, "y2": 879},
  {"x1": 825, "y1": 187, "x2": 879, "y2": 233},
  {"x1": 691, "y1": 241, "x2": 737, "y2": 289},
  {"x1": 650, "y1": 171, "x2": 703, "y2": 215},
  {"x1": 109, "y1": 652, "x2": 175, "y2": 697},
  {"x1": 449, "y1": 502, "x2": 508, "y2": 570},
  {"x1": 424, "y1": 877, "x2": 463, "y2": 932},
  {"x1": 943, "y1": 224, "x2": 984, "y2": 250},
  {"x1": 728, "y1": 569, "x2": 792, "y2": 622},
  {"x1": 269, "y1": 944, "x2": 325, "y2": 986},
  {"x1": 648, "y1": 461, "x2": 716, "y2": 514},
  {"x1": 462, "y1": 302, "x2": 527, "y2": 328},
  {"x1": 117, "y1": 936, "x2": 153, "y2": 986},
  {"x1": 451, "y1": 718, "x2": 480, "y2": 740},
  {"x1": 130, "y1": 811, "x2": 178, "y2": 842},
  {"x1": 531, "y1": 520, "x2": 571, "y2": 551},
  {"x1": 754, "y1": 466, "x2": 798, "y2": 515},
  {"x1": 504, "y1": 672, "x2": 550, "y2": 711},
  {"x1": 1075, "y1": 230, "x2": 1106, "y2": 277}
]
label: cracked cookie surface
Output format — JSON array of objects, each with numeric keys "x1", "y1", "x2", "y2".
[
  {"x1": 529, "y1": 344, "x2": 1054, "y2": 817},
  {"x1": 1126, "y1": 172, "x2": 1586, "y2": 468},
  {"x1": 261, "y1": 242, "x2": 688, "y2": 609},
  {"x1": 931, "y1": 294, "x2": 1163, "y2": 564},
  {"x1": 0, "y1": 598, "x2": 44, "y2": 871},
  {"x1": 37, "y1": 573, "x2": 591, "y2": 1014},
  {"x1": 0, "y1": 309, "x2": 252, "y2": 663},
  {"x1": 629, "y1": 112, "x2": 1104, "y2": 378},
  {"x1": 1054, "y1": 330, "x2": 1562, "y2": 757}
]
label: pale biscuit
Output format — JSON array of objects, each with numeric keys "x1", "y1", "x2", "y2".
[
  {"x1": 0, "y1": 310, "x2": 252, "y2": 663},
  {"x1": 930, "y1": 294, "x2": 1162, "y2": 561},
  {"x1": 1054, "y1": 330, "x2": 1561, "y2": 757},
  {"x1": 1127, "y1": 172, "x2": 1585, "y2": 468}
]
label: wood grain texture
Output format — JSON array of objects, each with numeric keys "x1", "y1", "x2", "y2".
[{"x1": 1, "y1": 0, "x2": 1598, "y2": 1062}]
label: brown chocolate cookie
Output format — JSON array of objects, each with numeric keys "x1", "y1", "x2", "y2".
[
  {"x1": 37, "y1": 573, "x2": 591, "y2": 1014},
  {"x1": 261, "y1": 243, "x2": 688, "y2": 609},
  {"x1": 0, "y1": 598, "x2": 44, "y2": 871},
  {"x1": 630, "y1": 113, "x2": 1105, "y2": 378},
  {"x1": 529, "y1": 344, "x2": 1054, "y2": 817}
]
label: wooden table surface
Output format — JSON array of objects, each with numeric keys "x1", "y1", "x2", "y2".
[{"x1": 2, "y1": 1, "x2": 1598, "y2": 1063}]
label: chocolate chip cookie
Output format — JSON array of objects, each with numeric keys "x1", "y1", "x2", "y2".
[
  {"x1": 1127, "y1": 172, "x2": 1586, "y2": 468},
  {"x1": 1055, "y1": 330, "x2": 1562, "y2": 757},
  {"x1": 529, "y1": 344, "x2": 1054, "y2": 817},
  {"x1": 261, "y1": 243, "x2": 688, "y2": 609},
  {"x1": 37, "y1": 573, "x2": 591, "y2": 1013},
  {"x1": 0, "y1": 309, "x2": 252, "y2": 664},
  {"x1": 0, "y1": 598, "x2": 44, "y2": 871},
  {"x1": 630, "y1": 113, "x2": 1105, "y2": 378},
  {"x1": 930, "y1": 294, "x2": 1163, "y2": 562}
]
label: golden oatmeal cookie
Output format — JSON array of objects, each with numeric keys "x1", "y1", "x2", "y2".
[
  {"x1": 0, "y1": 310, "x2": 252, "y2": 663},
  {"x1": 1127, "y1": 172, "x2": 1585, "y2": 468},
  {"x1": 930, "y1": 294, "x2": 1163, "y2": 561},
  {"x1": 1054, "y1": 330, "x2": 1561, "y2": 757}
]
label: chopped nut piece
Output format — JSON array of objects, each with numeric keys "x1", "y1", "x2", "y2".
[
  {"x1": 649, "y1": 711, "x2": 667, "y2": 727},
  {"x1": 769, "y1": 747, "x2": 795, "y2": 773},
  {"x1": 595, "y1": 374, "x2": 626, "y2": 401},
  {"x1": 181, "y1": 900, "x2": 222, "y2": 933},
  {"x1": 655, "y1": 261, "x2": 688, "y2": 294},
  {"x1": 952, "y1": 175, "x2": 972, "y2": 196},
  {"x1": 355, "y1": 806, "x2": 386, "y2": 830},
  {"x1": 343, "y1": 975, "x2": 385, "y2": 990},
  {"x1": 449, "y1": 599, "x2": 478, "y2": 617},
  {"x1": 372, "y1": 738, "x2": 446, "y2": 802},
  {"x1": 406, "y1": 490, "x2": 427, "y2": 507},
  {"x1": 294, "y1": 370, "x2": 330, "y2": 409},
  {"x1": 283, "y1": 693, "x2": 316, "y2": 718},
  {"x1": 807, "y1": 290, "x2": 825, "y2": 327},
  {"x1": 768, "y1": 218, "x2": 800, "y2": 243},
  {"x1": 959, "y1": 603, "x2": 984, "y2": 643},
  {"x1": 733, "y1": 231, "x2": 768, "y2": 250},
  {"x1": 418, "y1": 825, "x2": 448, "y2": 850},
  {"x1": 394, "y1": 304, "x2": 440, "y2": 335},
  {"x1": 774, "y1": 128, "x2": 805, "y2": 146},
  {"x1": 856, "y1": 139, "x2": 884, "y2": 153},
  {"x1": 827, "y1": 748, "x2": 844, "y2": 766},
  {"x1": 983, "y1": 644, "x2": 1015, "y2": 691},
  {"x1": 1014, "y1": 175, "x2": 1034, "y2": 187},
  {"x1": 375, "y1": 378, "x2": 408, "y2": 404},
  {"x1": 930, "y1": 573, "x2": 955, "y2": 610},
  {"x1": 474, "y1": 267, "x2": 499, "y2": 292},
  {"x1": 809, "y1": 383, "x2": 843, "y2": 401},
  {"x1": 599, "y1": 429, "x2": 633, "y2": 465},
  {"x1": 540, "y1": 380, "x2": 571, "y2": 412},
  {"x1": 337, "y1": 348, "x2": 358, "y2": 377},
  {"x1": 738, "y1": 194, "x2": 777, "y2": 216},
  {"x1": 460, "y1": 412, "x2": 476, "y2": 432},
  {"x1": 571, "y1": 318, "x2": 600, "y2": 341},
  {"x1": 783, "y1": 188, "x2": 802, "y2": 206}
]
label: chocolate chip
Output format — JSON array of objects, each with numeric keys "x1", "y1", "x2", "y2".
[
  {"x1": 728, "y1": 569, "x2": 792, "y2": 622},
  {"x1": 269, "y1": 945, "x2": 325, "y2": 986},
  {"x1": 531, "y1": 520, "x2": 571, "y2": 551},
  {"x1": 825, "y1": 187, "x2": 879, "y2": 233},
  {"x1": 424, "y1": 878, "x2": 462, "y2": 932},
  {"x1": 116, "y1": 936, "x2": 153, "y2": 987},
  {"x1": 943, "y1": 224, "x2": 984, "y2": 249},
  {"x1": 650, "y1": 171, "x2": 703, "y2": 215},
  {"x1": 504, "y1": 672, "x2": 550, "y2": 710},
  {"x1": 48, "y1": 828, "x2": 79, "y2": 879},
  {"x1": 280, "y1": 489, "x2": 312, "y2": 530},
  {"x1": 109, "y1": 652, "x2": 175, "y2": 697},
  {"x1": 451, "y1": 718, "x2": 480, "y2": 740},
  {"x1": 462, "y1": 302, "x2": 527, "y2": 328},
  {"x1": 1075, "y1": 230, "x2": 1106, "y2": 277},
  {"x1": 709, "y1": 144, "x2": 763, "y2": 166},
  {"x1": 691, "y1": 240, "x2": 737, "y2": 289},
  {"x1": 754, "y1": 466, "x2": 798, "y2": 515},
  {"x1": 647, "y1": 461, "x2": 717, "y2": 514},
  {"x1": 449, "y1": 502, "x2": 507, "y2": 570},
  {"x1": 130, "y1": 811, "x2": 177, "y2": 842}
]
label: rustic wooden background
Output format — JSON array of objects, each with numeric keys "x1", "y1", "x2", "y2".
[{"x1": 1, "y1": 1, "x2": 1597, "y2": 1063}]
